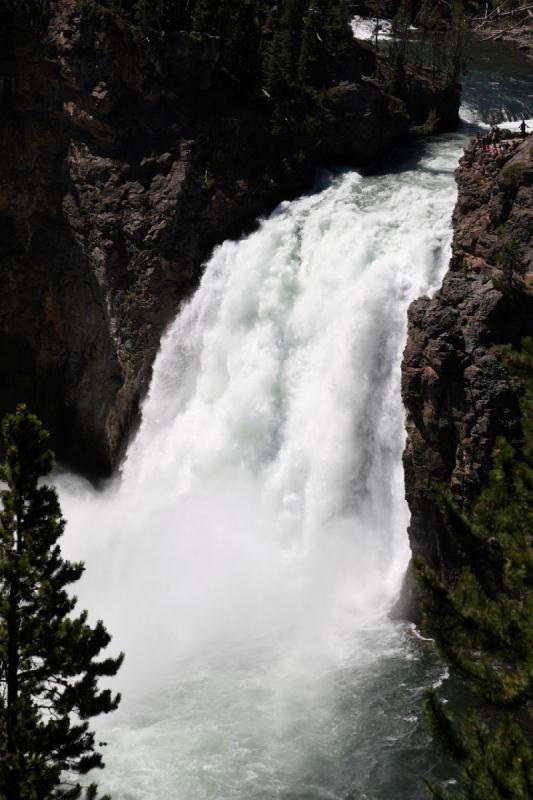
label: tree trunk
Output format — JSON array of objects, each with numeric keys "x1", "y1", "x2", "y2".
[{"x1": 6, "y1": 507, "x2": 22, "y2": 800}]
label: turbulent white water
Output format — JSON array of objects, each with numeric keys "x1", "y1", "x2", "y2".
[
  {"x1": 57, "y1": 133, "x2": 466, "y2": 799},
  {"x1": 351, "y1": 15, "x2": 393, "y2": 40},
  {"x1": 52, "y1": 35, "x2": 533, "y2": 797},
  {"x1": 350, "y1": 14, "x2": 417, "y2": 40}
]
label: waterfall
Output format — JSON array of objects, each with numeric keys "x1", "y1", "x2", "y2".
[{"x1": 57, "y1": 138, "x2": 462, "y2": 799}]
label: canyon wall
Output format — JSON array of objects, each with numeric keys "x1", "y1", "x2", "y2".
[
  {"x1": 400, "y1": 133, "x2": 533, "y2": 613},
  {"x1": 0, "y1": 1, "x2": 459, "y2": 475}
]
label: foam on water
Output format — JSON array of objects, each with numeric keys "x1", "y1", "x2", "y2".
[
  {"x1": 351, "y1": 14, "x2": 417, "y2": 41},
  {"x1": 57, "y1": 133, "x2": 465, "y2": 799},
  {"x1": 351, "y1": 15, "x2": 392, "y2": 40},
  {"x1": 55, "y1": 36, "x2": 533, "y2": 799}
]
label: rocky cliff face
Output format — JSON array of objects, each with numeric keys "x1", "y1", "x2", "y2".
[
  {"x1": 0, "y1": 1, "x2": 460, "y2": 475},
  {"x1": 400, "y1": 134, "x2": 533, "y2": 614}
]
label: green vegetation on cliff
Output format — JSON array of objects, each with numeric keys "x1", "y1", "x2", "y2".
[
  {"x1": 416, "y1": 339, "x2": 533, "y2": 799},
  {"x1": 0, "y1": 406, "x2": 123, "y2": 800},
  {"x1": 72, "y1": 0, "x2": 464, "y2": 146},
  {"x1": 76, "y1": 0, "x2": 360, "y2": 91},
  {"x1": 70, "y1": 0, "x2": 373, "y2": 146},
  {"x1": 365, "y1": 0, "x2": 470, "y2": 80}
]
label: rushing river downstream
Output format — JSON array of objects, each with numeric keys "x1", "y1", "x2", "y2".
[{"x1": 58, "y1": 38, "x2": 533, "y2": 800}]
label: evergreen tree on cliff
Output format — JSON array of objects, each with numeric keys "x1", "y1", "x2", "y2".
[
  {"x1": 0, "y1": 406, "x2": 124, "y2": 800},
  {"x1": 324, "y1": 0, "x2": 354, "y2": 61},
  {"x1": 191, "y1": 0, "x2": 261, "y2": 89},
  {"x1": 298, "y1": 0, "x2": 327, "y2": 87},
  {"x1": 416, "y1": 340, "x2": 533, "y2": 799}
]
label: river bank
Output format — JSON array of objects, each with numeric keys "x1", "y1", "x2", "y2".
[{"x1": 472, "y1": 6, "x2": 533, "y2": 51}]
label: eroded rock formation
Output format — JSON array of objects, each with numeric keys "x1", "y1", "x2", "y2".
[
  {"x1": 400, "y1": 134, "x2": 533, "y2": 614},
  {"x1": 0, "y1": 1, "x2": 459, "y2": 474}
]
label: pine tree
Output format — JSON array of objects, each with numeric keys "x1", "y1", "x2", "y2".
[
  {"x1": 390, "y1": 0, "x2": 410, "y2": 62},
  {"x1": 449, "y1": 0, "x2": 469, "y2": 80},
  {"x1": 0, "y1": 406, "x2": 124, "y2": 800},
  {"x1": 429, "y1": 6, "x2": 444, "y2": 79},
  {"x1": 219, "y1": 0, "x2": 262, "y2": 90},
  {"x1": 416, "y1": 0, "x2": 432, "y2": 67},
  {"x1": 78, "y1": 0, "x2": 192, "y2": 30},
  {"x1": 415, "y1": 339, "x2": 533, "y2": 799},
  {"x1": 366, "y1": 0, "x2": 391, "y2": 53},
  {"x1": 389, "y1": 50, "x2": 407, "y2": 98},
  {"x1": 298, "y1": 0, "x2": 327, "y2": 88},
  {"x1": 495, "y1": 238, "x2": 526, "y2": 294},
  {"x1": 324, "y1": 0, "x2": 354, "y2": 65},
  {"x1": 191, "y1": 0, "x2": 217, "y2": 34},
  {"x1": 280, "y1": 0, "x2": 305, "y2": 82}
]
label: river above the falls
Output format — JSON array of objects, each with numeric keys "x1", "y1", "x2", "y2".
[{"x1": 57, "y1": 41, "x2": 533, "y2": 800}]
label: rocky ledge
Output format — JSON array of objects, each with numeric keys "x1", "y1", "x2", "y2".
[
  {"x1": 0, "y1": 1, "x2": 459, "y2": 475},
  {"x1": 399, "y1": 132, "x2": 533, "y2": 616}
]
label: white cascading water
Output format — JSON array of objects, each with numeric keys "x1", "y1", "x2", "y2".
[
  {"x1": 50, "y1": 25, "x2": 533, "y2": 794},
  {"x1": 57, "y1": 134, "x2": 464, "y2": 799}
]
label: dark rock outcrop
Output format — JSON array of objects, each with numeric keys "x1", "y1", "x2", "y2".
[
  {"x1": 0, "y1": 1, "x2": 460, "y2": 475},
  {"x1": 399, "y1": 134, "x2": 533, "y2": 617}
]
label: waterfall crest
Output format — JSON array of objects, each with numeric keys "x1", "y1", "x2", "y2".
[{"x1": 58, "y1": 142, "x2": 460, "y2": 799}]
